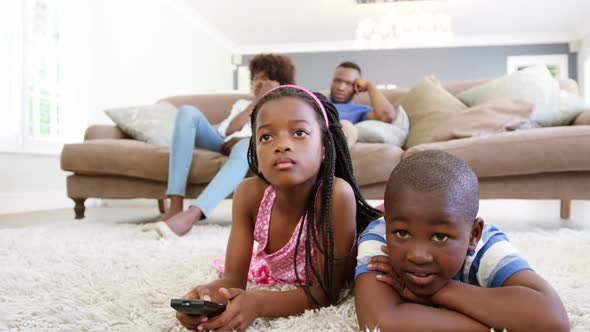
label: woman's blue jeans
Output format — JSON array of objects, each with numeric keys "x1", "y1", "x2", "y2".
[{"x1": 166, "y1": 105, "x2": 250, "y2": 217}]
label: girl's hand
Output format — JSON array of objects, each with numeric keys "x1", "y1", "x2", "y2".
[
  {"x1": 197, "y1": 288, "x2": 257, "y2": 332},
  {"x1": 175, "y1": 285, "x2": 213, "y2": 331}
]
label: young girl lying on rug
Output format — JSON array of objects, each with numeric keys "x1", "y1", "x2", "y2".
[
  {"x1": 175, "y1": 85, "x2": 381, "y2": 331},
  {"x1": 354, "y1": 150, "x2": 569, "y2": 332}
]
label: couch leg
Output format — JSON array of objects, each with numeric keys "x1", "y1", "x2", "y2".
[
  {"x1": 560, "y1": 199, "x2": 571, "y2": 219},
  {"x1": 73, "y1": 198, "x2": 86, "y2": 219},
  {"x1": 158, "y1": 199, "x2": 166, "y2": 214}
]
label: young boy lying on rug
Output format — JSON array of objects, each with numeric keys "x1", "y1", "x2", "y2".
[
  {"x1": 354, "y1": 150, "x2": 569, "y2": 332},
  {"x1": 175, "y1": 85, "x2": 381, "y2": 331}
]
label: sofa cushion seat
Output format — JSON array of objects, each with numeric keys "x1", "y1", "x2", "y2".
[
  {"x1": 404, "y1": 126, "x2": 590, "y2": 178},
  {"x1": 62, "y1": 140, "x2": 404, "y2": 189},
  {"x1": 350, "y1": 143, "x2": 404, "y2": 186},
  {"x1": 61, "y1": 139, "x2": 227, "y2": 184}
]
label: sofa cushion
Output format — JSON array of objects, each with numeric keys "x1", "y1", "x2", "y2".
[
  {"x1": 62, "y1": 139, "x2": 402, "y2": 189},
  {"x1": 350, "y1": 143, "x2": 404, "y2": 186},
  {"x1": 442, "y1": 79, "x2": 489, "y2": 96},
  {"x1": 340, "y1": 120, "x2": 358, "y2": 148},
  {"x1": 355, "y1": 106, "x2": 409, "y2": 147},
  {"x1": 399, "y1": 77, "x2": 469, "y2": 148},
  {"x1": 442, "y1": 78, "x2": 579, "y2": 97},
  {"x1": 61, "y1": 139, "x2": 227, "y2": 184},
  {"x1": 428, "y1": 99, "x2": 533, "y2": 142},
  {"x1": 404, "y1": 126, "x2": 590, "y2": 178},
  {"x1": 457, "y1": 66, "x2": 563, "y2": 127},
  {"x1": 104, "y1": 102, "x2": 177, "y2": 146}
]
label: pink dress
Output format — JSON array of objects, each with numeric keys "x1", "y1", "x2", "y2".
[{"x1": 212, "y1": 185, "x2": 317, "y2": 287}]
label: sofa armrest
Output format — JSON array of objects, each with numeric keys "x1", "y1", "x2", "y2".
[
  {"x1": 573, "y1": 112, "x2": 590, "y2": 126},
  {"x1": 84, "y1": 125, "x2": 129, "y2": 141}
]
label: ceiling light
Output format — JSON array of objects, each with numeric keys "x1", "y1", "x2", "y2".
[
  {"x1": 356, "y1": 0, "x2": 428, "y2": 4},
  {"x1": 356, "y1": 13, "x2": 453, "y2": 49}
]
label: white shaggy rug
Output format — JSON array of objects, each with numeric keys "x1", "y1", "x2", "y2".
[{"x1": 1, "y1": 221, "x2": 589, "y2": 331}]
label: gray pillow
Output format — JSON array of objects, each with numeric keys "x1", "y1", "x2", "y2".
[
  {"x1": 355, "y1": 106, "x2": 409, "y2": 147},
  {"x1": 104, "y1": 102, "x2": 178, "y2": 146}
]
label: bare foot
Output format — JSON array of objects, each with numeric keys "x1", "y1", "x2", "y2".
[
  {"x1": 161, "y1": 209, "x2": 181, "y2": 221},
  {"x1": 161, "y1": 196, "x2": 184, "y2": 221},
  {"x1": 165, "y1": 206, "x2": 203, "y2": 236}
]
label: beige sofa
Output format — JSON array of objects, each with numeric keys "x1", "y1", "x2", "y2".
[{"x1": 61, "y1": 80, "x2": 590, "y2": 220}]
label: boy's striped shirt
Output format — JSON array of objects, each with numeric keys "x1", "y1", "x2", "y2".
[{"x1": 355, "y1": 218, "x2": 532, "y2": 287}]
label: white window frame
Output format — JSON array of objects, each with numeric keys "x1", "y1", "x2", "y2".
[
  {"x1": 0, "y1": 1, "x2": 24, "y2": 152},
  {"x1": 25, "y1": 0, "x2": 62, "y2": 143},
  {"x1": 1, "y1": 0, "x2": 88, "y2": 156},
  {"x1": 506, "y1": 54, "x2": 569, "y2": 80}
]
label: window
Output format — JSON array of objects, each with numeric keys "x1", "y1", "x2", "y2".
[
  {"x1": 236, "y1": 65, "x2": 251, "y2": 93},
  {"x1": 1, "y1": 0, "x2": 88, "y2": 154},
  {"x1": 506, "y1": 54, "x2": 569, "y2": 79},
  {"x1": 26, "y1": 0, "x2": 62, "y2": 140},
  {"x1": 0, "y1": 1, "x2": 23, "y2": 151}
]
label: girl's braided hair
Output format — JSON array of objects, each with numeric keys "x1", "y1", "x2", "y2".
[{"x1": 247, "y1": 87, "x2": 382, "y2": 305}]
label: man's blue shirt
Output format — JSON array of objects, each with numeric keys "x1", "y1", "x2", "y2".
[{"x1": 330, "y1": 97, "x2": 372, "y2": 124}]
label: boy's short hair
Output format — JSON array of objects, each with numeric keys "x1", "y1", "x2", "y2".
[
  {"x1": 337, "y1": 61, "x2": 362, "y2": 75},
  {"x1": 249, "y1": 53, "x2": 296, "y2": 85},
  {"x1": 384, "y1": 150, "x2": 480, "y2": 220}
]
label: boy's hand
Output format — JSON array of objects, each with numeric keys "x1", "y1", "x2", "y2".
[
  {"x1": 381, "y1": 271, "x2": 437, "y2": 306},
  {"x1": 175, "y1": 285, "x2": 214, "y2": 331},
  {"x1": 369, "y1": 245, "x2": 439, "y2": 306},
  {"x1": 368, "y1": 255, "x2": 393, "y2": 282},
  {"x1": 198, "y1": 288, "x2": 257, "y2": 332},
  {"x1": 367, "y1": 244, "x2": 392, "y2": 282}
]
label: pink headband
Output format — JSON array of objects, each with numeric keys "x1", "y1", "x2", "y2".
[{"x1": 262, "y1": 84, "x2": 329, "y2": 128}]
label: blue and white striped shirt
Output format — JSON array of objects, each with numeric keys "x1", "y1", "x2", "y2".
[{"x1": 355, "y1": 218, "x2": 532, "y2": 287}]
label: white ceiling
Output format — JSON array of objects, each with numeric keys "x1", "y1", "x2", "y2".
[{"x1": 184, "y1": 0, "x2": 590, "y2": 53}]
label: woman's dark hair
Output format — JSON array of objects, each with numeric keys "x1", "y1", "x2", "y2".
[
  {"x1": 249, "y1": 54, "x2": 296, "y2": 85},
  {"x1": 247, "y1": 87, "x2": 382, "y2": 306}
]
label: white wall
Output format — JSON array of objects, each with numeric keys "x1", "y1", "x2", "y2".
[
  {"x1": 0, "y1": 154, "x2": 72, "y2": 215},
  {"x1": 578, "y1": 33, "x2": 590, "y2": 101},
  {"x1": 88, "y1": 0, "x2": 235, "y2": 124},
  {"x1": 0, "y1": 0, "x2": 234, "y2": 215}
]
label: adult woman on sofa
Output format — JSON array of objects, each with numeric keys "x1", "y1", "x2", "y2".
[{"x1": 143, "y1": 54, "x2": 296, "y2": 237}]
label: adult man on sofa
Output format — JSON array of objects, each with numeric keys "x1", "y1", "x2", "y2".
[{"x1": 330, "y1": 61, "x2": 397, "y2": 124}]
